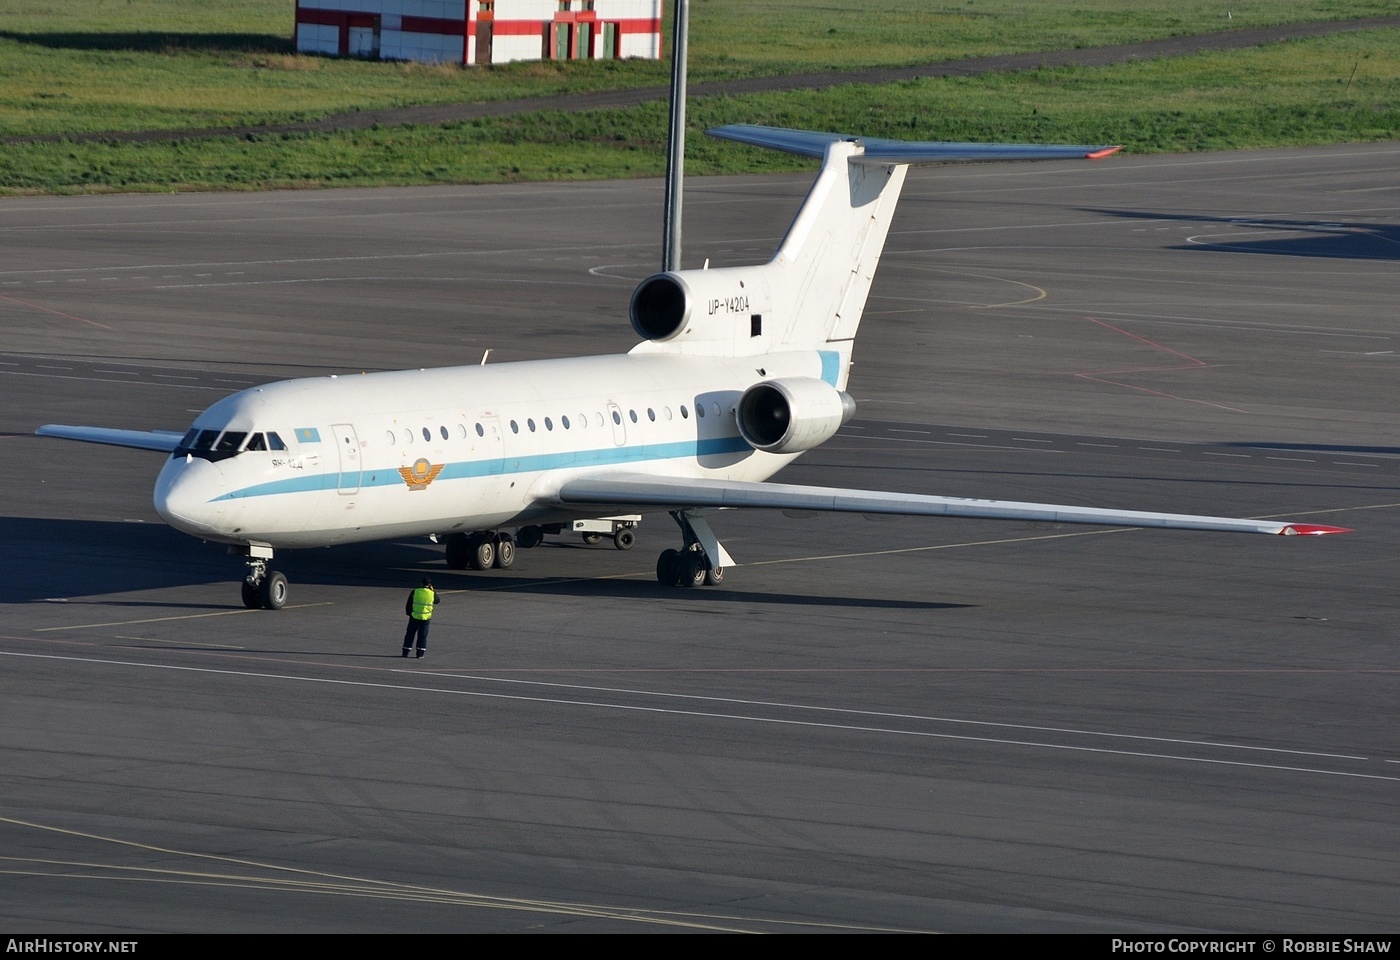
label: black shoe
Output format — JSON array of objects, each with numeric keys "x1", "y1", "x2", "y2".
[
  {"x1": 401, "y1": 649, "x2": 410, "y2": 658},
  {"x1": 416, "y1": 651, "x2": 425, "y2": 659}
]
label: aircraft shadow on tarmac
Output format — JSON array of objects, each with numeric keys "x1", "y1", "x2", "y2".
[
  {"x1": 1088, "y1": 209, "x2": 1400, "y2": 261},
  {"x1": 1, "y1": 517, "x2": 968, "y2": 611}
]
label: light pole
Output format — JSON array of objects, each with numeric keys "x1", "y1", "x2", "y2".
[{"x1": 661, "y1": 0, "x2": 689, "y2": 272}]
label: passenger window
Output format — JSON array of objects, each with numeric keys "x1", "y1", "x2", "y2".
[
  {"x1": 561, "y1": 415, "x2": 570, "y2": 430},
  {"x1": 475, "y1": 423, "x2": 485, "y2": 437},
  {"x1": 421, "y1": 427, "x2": 431, "y2": 442},
  {"x1": 544, "y1": 417, "x2": 553, "y2": 431},
  {"x1": 440, "y1": 426, "x2": 449, "y2": 440}
]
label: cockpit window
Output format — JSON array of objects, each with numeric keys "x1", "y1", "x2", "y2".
[
  {"x1": 215, "y1": 431, "x2": 246, "y2": 453},
  {"x1": 173, "y1": 428, "x2": 287, "y2": 462}
]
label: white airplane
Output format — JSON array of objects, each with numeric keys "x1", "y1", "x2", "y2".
[{"x1": 37, "y1": 125, "x2": 1349, "y2": 609}]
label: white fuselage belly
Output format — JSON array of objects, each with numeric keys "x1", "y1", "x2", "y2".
[{"x1": 155, "y1": 350, "x2": 825, "y2": 549}]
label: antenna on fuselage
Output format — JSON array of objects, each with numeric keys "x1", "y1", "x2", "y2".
[
  {"x1": 480, "y1": 349, "x2": 492, "y2": 365},
  {"x1": 661, "y1": 0, "x2": 689, "y2": 272}
]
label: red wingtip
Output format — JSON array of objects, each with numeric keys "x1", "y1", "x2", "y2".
[
  {"x1": 1279, "y1": 524, "x2": 1353, "y2": 536},
  {"x1": 1085, "y1": 146, "x2": 1122, "y2": 160}
]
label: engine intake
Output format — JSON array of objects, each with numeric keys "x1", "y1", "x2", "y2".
[
  {"x1": 737, "y1": 378, "x2": 855, "y2": 455},
  {"x1": 630, "y1": 273, "x2": 690, "y2": 342}
]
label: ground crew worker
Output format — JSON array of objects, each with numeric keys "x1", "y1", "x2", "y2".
[{"x1": 402, "y1": 576, "x2": 440, "y2": 658}]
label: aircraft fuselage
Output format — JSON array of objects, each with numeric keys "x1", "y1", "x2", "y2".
[{"x1": 153, "y1": 349, "x2": 824, "y2": 549}]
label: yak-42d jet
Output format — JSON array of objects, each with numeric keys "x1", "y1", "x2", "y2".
[{"x1": 37, "y1": 125, "x2": 1350, "y2": 609}]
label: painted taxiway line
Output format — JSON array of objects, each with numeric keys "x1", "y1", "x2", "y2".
[
  {"x1": 1, "y1": 650, "x2": 1394, "y2": 784},
  {"x1": 35, "y1": 602, "x2": 333, "y2": 632}
]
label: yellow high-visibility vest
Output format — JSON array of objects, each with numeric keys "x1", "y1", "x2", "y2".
[{"x1": 410, "y1": 587, "x2": 436, "y2": 620}]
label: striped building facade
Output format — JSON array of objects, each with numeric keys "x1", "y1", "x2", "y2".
[{"x1": 295, "y1": 0, "x2": 662, "y2": 66}]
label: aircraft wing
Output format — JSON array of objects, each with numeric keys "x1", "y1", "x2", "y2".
[
  {"x1": 554, "y1": 474, "x2": 1349, "y2": 537},
  {"x1": 707, "y1": 124, "x2": 1121, "y2": 163},
  {"x1": 36, "y1": 424, "x2": 183, "y2": 453}
]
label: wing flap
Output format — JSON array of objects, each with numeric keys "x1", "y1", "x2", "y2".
[
  {"x1": 36, "y1": 424, "x2": 182, "y2": 453},
  {"x1": 555, "y1": 474, "x2": 1349, "y2": 537}
]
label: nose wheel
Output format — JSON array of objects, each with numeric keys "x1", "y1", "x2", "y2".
[{"x1": 240, "y1": 552, "x2": 288, "y2": 610}]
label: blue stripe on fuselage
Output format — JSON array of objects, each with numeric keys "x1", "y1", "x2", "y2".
[{"x1": 212, "y1": 434, "x2": 754, "y2": 501}]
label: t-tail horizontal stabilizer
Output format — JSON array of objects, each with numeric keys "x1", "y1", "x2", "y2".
[{"x1": 706, "y1": 124, "x2": 1121, "y2": 164}]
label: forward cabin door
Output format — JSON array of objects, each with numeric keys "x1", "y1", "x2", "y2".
[{"x1": 331, "y1": 423, "x2": 362, "y2": 494}]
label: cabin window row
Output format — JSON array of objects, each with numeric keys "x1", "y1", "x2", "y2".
[{"x1": 385, "y1": 402, "x2": 727, "y2": 446}]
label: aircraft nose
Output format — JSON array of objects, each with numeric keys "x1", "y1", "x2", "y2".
[{"x1": 154, "y1": 455, "x2": 237, "y2": 538}]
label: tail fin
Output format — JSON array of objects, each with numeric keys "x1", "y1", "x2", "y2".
[{"x1": 629, "y1": 125, "x2": 1118, "y2": 373}]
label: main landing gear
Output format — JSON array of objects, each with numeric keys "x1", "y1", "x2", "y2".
[
  {"x1": 444, "y1": 531, "x2": 515, "y2": 571},
  {"x1": 655, "y1": 511, "x2": 728, "y2": 588},
  {"x1": 238, "y1": 544, "x2": 288, "y2": 610}
]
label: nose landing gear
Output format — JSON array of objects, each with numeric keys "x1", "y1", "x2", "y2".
[{"x1": 237, "y1": 544, "x2": 287, "y2": 610}]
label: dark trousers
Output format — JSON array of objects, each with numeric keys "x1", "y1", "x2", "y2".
[{"x1": 403, "y1": 617, "x2": 430, "y2": 653}]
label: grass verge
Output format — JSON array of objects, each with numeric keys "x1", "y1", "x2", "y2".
[
  {"x1": 1, "y1": 28, "x2": 1395, "y2": 195},
  {"x1": 0, "y1": 0, "x2": 1394, "y2": 136}
]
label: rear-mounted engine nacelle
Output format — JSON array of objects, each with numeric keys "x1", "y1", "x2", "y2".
[
  {"x1": 630, "y1": 269, "x2": 766, "y2": 345},
  {"x1": 737, "y1": 378, "x2": 855, "y2": 455},
  {"x1": 631, "y1": 273, "x2": 690, "y2": 342}
]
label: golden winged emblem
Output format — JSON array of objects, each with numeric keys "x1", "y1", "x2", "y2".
[{"x1": 398, "y1": 458, "x2": 444, "y2": 490}]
